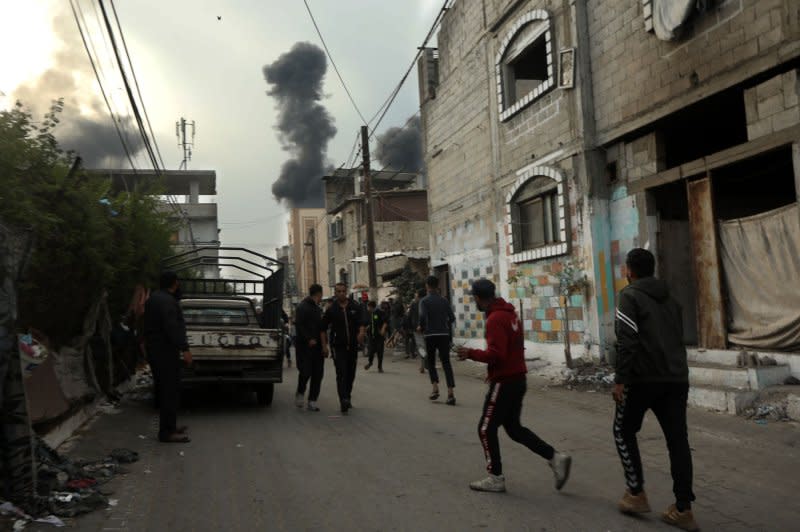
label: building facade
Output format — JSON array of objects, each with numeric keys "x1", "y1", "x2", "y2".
[
  {"x1": 420, "y1": 0, "x2": 800, "y2": 377},
  {"x1": 287, "y1": 208, "x2": 330, "y2": 300},
  {"x1": 323, "y1": 168, "x2": 430, "y2": 298}
]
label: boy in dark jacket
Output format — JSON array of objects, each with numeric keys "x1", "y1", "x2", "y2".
[
  {"x1": 613, "y1": 248, "x2": 698, "y2": 532},
  {"x1": 457, "y1": 279, "x2": 571, "y2": 493},
  {"x1": 295, "y1": 284, "x2": 325, "y2": 411}
]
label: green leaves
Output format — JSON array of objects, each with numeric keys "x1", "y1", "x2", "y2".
[{"x1": 0, "y1": 101, "x2": 174, "y2": 346}]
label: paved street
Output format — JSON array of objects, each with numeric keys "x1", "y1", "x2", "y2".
[{"x1": 31, "y1": 351, "x2": 800, "y2": 532}]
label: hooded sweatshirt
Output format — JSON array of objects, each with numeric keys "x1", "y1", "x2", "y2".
[
  {"x1": 465, "y1": 298, "x2": 527, "y2": 383},
  {"x1": 615, "y1": 277, "x2": 689, "y2": 385}
]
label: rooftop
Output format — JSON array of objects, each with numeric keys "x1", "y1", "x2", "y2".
[{"x1": 91, "y1": 169, "x2": 217, "y2": 195}]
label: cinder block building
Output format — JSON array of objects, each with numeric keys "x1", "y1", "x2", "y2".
[{"x1": 420, "y1": 0, "x2": 800, "y2": 399}]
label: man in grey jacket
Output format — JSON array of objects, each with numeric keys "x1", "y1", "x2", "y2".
[
  {"x1": 613, "y1": 248, "x2": 698, "y2": 532},
  {"x1": 419, "y1": 275, "x2": 456, "y2": 405}
]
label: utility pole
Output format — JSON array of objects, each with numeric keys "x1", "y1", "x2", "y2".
[
  {"x1": 176, "y1": 117, "x2": 196, "y2": 170},
  {"x1": 361, "y1": 125, "x2": 378, "y2": 297}
]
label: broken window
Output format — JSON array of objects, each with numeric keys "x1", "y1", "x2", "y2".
[
  {"x1": 511, "y1": 176, "x2": 561, "y2": 253},
  {"x1": 496, "y1": 11, "x2": 555, "y2": 121}
]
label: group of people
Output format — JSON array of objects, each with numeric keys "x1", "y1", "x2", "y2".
[{"x1": 142, "y1": 248, "x2": 698, "y2": 531}]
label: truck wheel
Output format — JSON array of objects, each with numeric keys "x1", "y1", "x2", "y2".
[{"x1": 257, "y1": 384, "x2": 274, "y2": 406}]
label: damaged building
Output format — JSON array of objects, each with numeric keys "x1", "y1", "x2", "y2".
[
  {"x1": 322, "y1": 168, "x2": 430, "y2": 299},
  {"x1": 419, "y1": 0, "x2": 800, "y2": 411}
]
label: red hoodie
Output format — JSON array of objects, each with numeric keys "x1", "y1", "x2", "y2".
[{"x1": 466, "y1": 298, "x2": 527, "y2": 383}]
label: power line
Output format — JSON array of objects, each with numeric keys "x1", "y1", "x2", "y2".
[
  {"x1": 302, "y1": 0, "x2": 368, "y2": 125},
  {"x1": 109, "y1": 0, "x2": 167, "y2": 170},
  {"x1": 367, "y1": 0, "x2": 450, "y2": 139},
  {"x1": 69, "y1": 0, "x2": 138, "y2": 172}
]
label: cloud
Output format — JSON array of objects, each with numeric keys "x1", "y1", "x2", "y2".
[{"x1": 263, "y1": 42, "x2": 336, "y2": 208}]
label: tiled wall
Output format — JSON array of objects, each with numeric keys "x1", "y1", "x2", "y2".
[
  {"x1": 507, "y1": 260, "x2": 585, "y2": 345},
  {"x1": 451, "y1": 260, "x2": 498, "y2": 339}
]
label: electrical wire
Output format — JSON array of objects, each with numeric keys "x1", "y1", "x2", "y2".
[
  {"x1": 109, "y1": 0, "x2": 167, "y2": 170},
  {"x1": 303, "y1": 0, "x2": 368, "y2": 125},
  {"x1": 69, "y1": 0, "x2": 138, "y2": 173},
  {"x1": 367, "y1": 0, "x2": 451, "y2": 139}
]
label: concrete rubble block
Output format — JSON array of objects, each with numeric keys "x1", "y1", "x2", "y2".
[{"x1": 786, "y1": 395, "x2": 800, "y2": 421}]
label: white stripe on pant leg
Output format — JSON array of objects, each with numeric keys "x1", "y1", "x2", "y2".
[
  {"x1": 614, "y1": 388, "x2": 639, "y2": 490},
  {"x1": 479, "y1": 383, "x2": 502, "y2": 473}
]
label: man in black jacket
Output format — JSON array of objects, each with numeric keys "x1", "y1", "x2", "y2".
[
  {"x1": 419, "y1": 276, "x2": 456, "y2": 404},
  {"x1": 365, "y1": 301, "x2": 388, "y2": 372},
  {"x1": 144, "y1": 271, "x2": 192, "y2": 443},
  {"x1": 321, "y1": 282, "x2": 366, "y2": 414},
  {"x1": 295, "y1": 284, "x2": 325, "y2": 411},
  {"x1": 613, "y1": 248, "x2": 698, "y2": 532}
]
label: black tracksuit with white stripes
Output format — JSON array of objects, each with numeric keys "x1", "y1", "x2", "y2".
[{"x1": 614, "y1": 277, "x2": 695, "y2": 509}]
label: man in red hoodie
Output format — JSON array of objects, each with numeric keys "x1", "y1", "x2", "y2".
[{"x1": 457, "y1": 279, "x2": 572, "y2": 493}]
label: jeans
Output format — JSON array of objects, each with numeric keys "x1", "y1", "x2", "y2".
[
  {"x1": 332, "y1": 346, "x2": 358, "y2": 404},
  {"x1": 367, "y1": 335, "x2": 385, "y2": 369},
  {"x1": 425, "y1": 336, "x2": 455, "y2": 389},
  {"x1": 296, "y1": 344, "x2": 324, "y2": 402}
]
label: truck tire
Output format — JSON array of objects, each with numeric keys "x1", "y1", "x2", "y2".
[{"x1": 257, "y1": 383, "x2": 274, "y2": 406}]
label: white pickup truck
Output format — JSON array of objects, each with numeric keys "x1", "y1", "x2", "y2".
[{"x1": 180, "y1": 296, "x2": 283, "y2": 405}]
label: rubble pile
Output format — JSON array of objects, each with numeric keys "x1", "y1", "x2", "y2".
[
  {"x1": 126, "y1": 369, "x2": 154, "y2": 403},
  {"x1": 742, "y1": 403, "x2": 791, "y2": 423},
  {"x1": 558, "y1": 359, "x2": 615, "y2": 391}
]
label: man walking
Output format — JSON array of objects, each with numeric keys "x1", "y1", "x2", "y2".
[
  {"x1": 457, "y1": 279, "x2": 571, "y2": 493},
  {"x1": 612, "y1": 248, "x2": 698, "y2": 531},
  {"x1": 321, "y1": 283, "x2": 366, "y2": 414},
  {"x1": 365, "y1": 301, "x2": 387, "y2": 373},
  {"x1": 144, "y1": 271, "x2": 192, "y2": 443},
  {"x1": 419, "y1": 276, "x2": 456, "y2": 404},
  {"x1": 295, "y1": 284, "x2": 325, "y2": 412}
]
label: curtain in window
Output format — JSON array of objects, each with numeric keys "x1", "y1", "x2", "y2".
[
  {"x1": 718, "y1": 203, "x2": 800, "y2": 351},
  {"x1": 652, "y1": 0, "x2": 695, "y2": 41}
]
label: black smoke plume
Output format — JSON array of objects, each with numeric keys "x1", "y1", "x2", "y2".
[
  {"x1": 375, "y1": 115, "x2": 423, "y2": 174},
  {"x1": 11, "y1": 9, "x2": 144, "y2": 168},
  {"x1": 264, "y1": 42, "x2": 336, "y2": 208}
]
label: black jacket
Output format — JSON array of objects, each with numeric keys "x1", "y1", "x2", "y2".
[
  {"x1": 144, "y1": 289, "x2": 189, "y2": 353},
  {"x1": 419, "y1": 292, "x2": 455, "y2": 337},
  {"x1": 295, "y1": 297, "x2": 323, "y2": 349},
  {"x1": 322, "y1": 299, "x2": 366, "y2": 350},
  {"x1": 614, "y1": 277, "x2": 688, "y2": 385},
  {"x1": 367, "y1": 309, "x2": 388, "y2": 338}
]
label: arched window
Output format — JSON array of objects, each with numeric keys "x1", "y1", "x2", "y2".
[
  {"x1": 505, "y1": 165, "x2": 568, "y2": 262},
  {"x1": 496, "y1": 10, "x2": 555, "y2": 121}
]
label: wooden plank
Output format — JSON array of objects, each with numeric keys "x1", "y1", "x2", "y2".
[
  {"x1": 630, "y1": 124, "x2": 800, "y2": 193},
  {"x1": 687, "y1": 177, "x2": 727, "y2": 349}
]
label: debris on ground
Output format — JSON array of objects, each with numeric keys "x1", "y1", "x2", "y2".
[
  {"x1": 126, "y1": 369, "x2": 155, "y2": 403},
  {"x1": 554, "y1": 359, "x2": 615, "y2": 391},
  {"x1": 33, "y1": 438, "x2": 139, "y2": 518},
  {"x1": 0, "y1": 501, "x2": 66, "y2": 528},
  {"x1": 741, "y1": 403, "x2": 790, "y2": 422}
]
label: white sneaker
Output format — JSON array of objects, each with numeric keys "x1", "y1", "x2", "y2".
[
  {"x1": 469, "y1": 474, "x2": 506, "y2": 493},
  {"x1": 295, "y1": 394, "x2": 305, "y2": 408},
  {"x1": 549, "y1": 452, "x2": 572, "y2": 491},
  {"x1": 307, "y1": 401, "x2": 320, "y2": 412}
]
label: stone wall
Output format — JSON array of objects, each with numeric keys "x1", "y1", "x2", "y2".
[{"x1": 744, "y1": 68, "x2": 800, "y2": 140}]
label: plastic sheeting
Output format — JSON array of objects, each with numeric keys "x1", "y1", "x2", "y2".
[
  {"x1": 719, "y1": 203, "x2": 800, "y2": 351},
  {"x1": 652, "y1": 0, "x2": 712, "y2": 41}
]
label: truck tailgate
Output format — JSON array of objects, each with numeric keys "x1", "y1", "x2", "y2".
[{"x1": 186, "y1": 327, "x2": 281, "y2": 359}]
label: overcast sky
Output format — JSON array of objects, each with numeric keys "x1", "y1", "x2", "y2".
[{"x1": 0, "y1": 0, "x2": 442, "y2": 259}]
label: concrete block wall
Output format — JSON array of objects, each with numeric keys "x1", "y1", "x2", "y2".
[
  {"x1": 588, "y1": 0, "x2": 800, "y2": 143},
  {"x1": 744, "y1": 68, "x2": 800, "y2": 140}
]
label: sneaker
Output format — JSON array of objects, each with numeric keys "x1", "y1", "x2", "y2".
[
  {"x1": 378, "y1": 367, "x2": 384, "y2": 373},
  {"x1": 340, "y1": 402, "x2": 349, "y2": 415},
  {"x1": 307, "y1": 401, "x2": 320, "y2": 412},
  {"x1": 364, "y1": 363, "x2": 372, "y2": 370},
  {"x1": 618, "y1": 489, "x2": 652, "y2": 514},
  {"x1": 549, "y1": 452, "x2": 572, "y2": 491},
  {"x1": 429, "y1": 392, "x2": 440, "y2": 400},
  {"x1": 295, "y1": 393, "x2": 305, "y2": 408},
  {"x1": 446, "y1": 396, "x2": 456, "y2": 406},
  {"x1": 469, "y1": 474, "x2": 506, "y2": 493},
  {"x1": 661, "y1": 504, "x2": 699, "y2": 531}
]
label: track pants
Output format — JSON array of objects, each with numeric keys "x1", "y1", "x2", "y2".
[
  {"x1": 478, "y1": 378, "x2": 554, "y2": 476},
  {"x1": 332, "y1": 347, "x2": 358, "y2": 404},
  {"x1": 367, "y1": 335, "x2": 385, "y2": 369},
  {"x1": 296, "y1": 345, "x2": 324, "y2": 402},
  {"x1": 613, "y1": 382, "x2": 695, "y2": 508},
  {"x1": 425, "y1": 336, "x2": 455, "y2": 388}
]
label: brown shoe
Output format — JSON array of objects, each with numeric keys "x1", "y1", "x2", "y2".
[
  {"x1": 662, "y1": 504, "x2": 699, "y2": 531},
  {"x1": 618, "y1": 489, "x2": 652, "y2": 514}
]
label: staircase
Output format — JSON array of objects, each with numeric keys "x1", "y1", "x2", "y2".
[{"x1": 688, "y1": 349, "x2": 792, "y2": 414}]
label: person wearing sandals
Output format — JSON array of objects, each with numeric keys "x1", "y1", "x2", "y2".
[
  {"x1": 456, "y1": 279, "x2": 571, "y2": 493},
  {"x1": 418, "y1": 275, "x2": 456, "y2": 405},
  {"x1": 144, "y1": 271, "x2": 192, "y2": 443}
]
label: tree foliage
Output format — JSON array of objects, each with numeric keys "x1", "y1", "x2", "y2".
[
  {"x1": 0, "y1": 101, "x2": 175, "y2": 346},
  {"x1": 390, "y1": 264, "x2": 425, "y2": 306}
]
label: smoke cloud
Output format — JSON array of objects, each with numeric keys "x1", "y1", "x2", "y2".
[
  {"x1": 11, "y1": 8, "x2": 144, "y2": 168},
  {"x1": 375, "y1": 115, "x2": 423, "y2": 174},
  {"x1": 264, "y1": 42, "x2": 336, "y2": 208}
]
